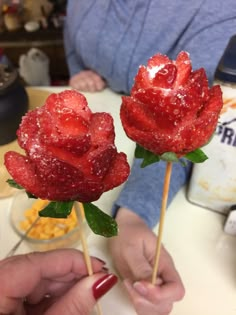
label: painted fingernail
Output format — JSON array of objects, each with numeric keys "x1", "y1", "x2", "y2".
[
  {"x1": 133, "y1": 281, "x2": 148, "y2": 296},
  {"x1": 93, "y1": 274, "x2": 118, "y2": 300}
]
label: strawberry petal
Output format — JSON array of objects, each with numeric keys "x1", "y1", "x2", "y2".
[
  {"x1": 153, "y1": 64, "x2": 177, "y2": 88},
  {"x1": 174, "y1": 51, "x2": 192, "y2": 87}
]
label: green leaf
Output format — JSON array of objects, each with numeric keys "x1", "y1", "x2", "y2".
[
  {"x1": 135, "y1": 144, "x2": 147, "y2": 158},
  {"x1": 135, "y1": 145, "x2": 181, "y2": 167},
  {"x1": 25, "y1": 191, "x2": 38, "y2": 199},
  {"x1": 135, "y1": 144, "x2": 160, "y2": 168},
  {"x1": 39, "y1": 201, "x2": 74, "y2": 218},
  {"x1": 83, "y1": 203, "x2": 118, "y2": 237},
  {"x1": 7, "y1": 179, "x2": 24, "y2": 190},
  {"x1": 7, "y1": 179, "x2": 37, "y2": 198},
  {"x1": 135, "y1": 144, "x2": 209, "y2": 166},
  {"x1": 184, "y1": 148, "x2": 208, "y2": 163}
]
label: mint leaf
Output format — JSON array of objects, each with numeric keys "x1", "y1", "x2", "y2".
[
  {"x1": 135, "y1": 144, "x2": 160, "y2": 168},
  {"x1": 184, "y1": 148, "x2": 208, "y2": 163},
  {"x1": 83, "y1": 203, "x2": 118, "y2": 237},
  {"x1": 7, "y1": 179, "x2": 24, "y2": 190},
  {"x1": 39, "y1": 201, "x2": 74, "y2": 218},
  {"x1": 7, "y1": 179, "x2": 37, "y2": 198},
  {"x1": 140, "y1": 153, "x2": 160, "y2": 168},
  {"x1": 135, "y1": 144, "x2": 209, "y2": 166},
  {"x1": 135, "y1": 145, "x2": 180, "y2": 167},
  {"x1": 135, "y1": 144, "x2": 148, "y2": 158}
]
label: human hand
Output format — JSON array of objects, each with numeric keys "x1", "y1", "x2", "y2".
[
  {"x1": 108, "y1": 208, "x2": 185, "y2": 315},
  {"x1": 69, "y1": 70, "x2": 107, "y2": 92},
  {"x1": 0, "y1": 249, "x2": 117, "y2": 315}
]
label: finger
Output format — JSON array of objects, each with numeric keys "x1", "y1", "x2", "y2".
[
  {"x1": 69, "y1": 71, "x2": 96, "y2": 92},
  {"x1": 86, "y1": 71, "x2": 106, "y2": 91},
  {"x1": 132, "y1": 279, "x2": 181, "y2": 304},
  {"x1": 124, "y1": 246, "x2": 153, "y2": 281},
  {"x1": 0, "y1": 296, "x2": 21, "y2": 315},
  {"x1": 154, "y1": 276, "x2": 185, "y2": 302},
  {"x1": 88, "y1": 73, "x2": 106, "y2": 91},
  {"x1": 0, "y1": 249, "x2": 105, "y2": 300},
  {"x1": 84, "y1": 78, "x2": 97, "y2": 92},
  {"x1": 75, "y1": 80, "x2": 96, "y2": 92},
  {"x1": 123, "y1": 279, "x2": 173, "y2": 315},
  {"x1": 157, "y1": 248, "x2": 185, "y2": 301},
  {"x1": 44, "y1": 273, "x2": 118, "y2": 315},
  {"x1": 93, "y1": 78, "x2": 106, "y2": 91},
  {"x1": 70, "y1": 80, "x2": 87, "y2": 91},
  {"x1": 26, "y1": 278, "x2": 78, "y2": 304},
  {"x1": 69, "y1": 76, "x2": 86, "y2": 91}
]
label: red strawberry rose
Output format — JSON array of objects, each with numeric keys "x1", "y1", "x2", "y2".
[
  {"x1": 120, "y1": 51, "x2": 223, "y2": 156},
  {"x1": 5, "y1": 90, "x2": 130, "y2": 202}
]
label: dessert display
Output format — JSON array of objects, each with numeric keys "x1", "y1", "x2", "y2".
[{"x1": 3, "y1": 50, "x2": 224, "y2": 314}]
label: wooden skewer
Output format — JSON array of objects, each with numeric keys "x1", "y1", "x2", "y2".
[
  {"x1": 76, "y1": 202, "x2": 103, "y2": 315},
  {"x1": 151, "y1": 162, "x2": 173, "y2": 284}
]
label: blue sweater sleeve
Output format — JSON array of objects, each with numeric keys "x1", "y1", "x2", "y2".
[
  {"x1": 63, "y1": 19, "x2": 85, "y2": 76},
  {"x1": 112, "y1": 158, "x2": 192, "y2": 228}
]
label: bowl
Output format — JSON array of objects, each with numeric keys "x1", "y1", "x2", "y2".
[{"x1": 9, "y1": 191, "x2": 88, "y2": 252}]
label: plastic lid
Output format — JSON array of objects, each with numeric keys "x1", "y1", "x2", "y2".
[{"x1": 214, "y1": 35, "x2": 236, "y2": 83}]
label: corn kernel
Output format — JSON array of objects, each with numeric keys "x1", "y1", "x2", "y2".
[{"x1": 20, "y1": 200, "x2": 78, "y2": 240}]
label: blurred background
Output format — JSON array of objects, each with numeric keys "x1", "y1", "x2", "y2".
[{"x1": 0, "y1": 0, "x2": 69, "y2": 86}]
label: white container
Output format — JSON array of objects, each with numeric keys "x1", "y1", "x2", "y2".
[{"x1": 188, "y1": 35, "x2": 236, "y2": 214}]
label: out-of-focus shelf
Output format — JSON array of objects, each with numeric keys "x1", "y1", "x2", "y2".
[
  {"x1": 0, "y1": 28, "x2": 63, "y2": 44},
  {"x1": 0, "y1": 28, "x2": 69, "y2": 82}
]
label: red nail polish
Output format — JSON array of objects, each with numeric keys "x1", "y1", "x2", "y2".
[{"x1": 93, "y1": 274, "x2": 118, "y2": 300}]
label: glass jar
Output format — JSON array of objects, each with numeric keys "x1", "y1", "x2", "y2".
[{"x1": 188, "y1": 35, "x2": 236, "y2": 214}]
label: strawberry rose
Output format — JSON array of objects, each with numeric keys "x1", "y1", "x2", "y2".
[
  {"x1": 5, "y1": 90, "x2": 130, "y2": 202},
  {"x1": 120, "y1": 51, "x2": 223, "y2": 156}
]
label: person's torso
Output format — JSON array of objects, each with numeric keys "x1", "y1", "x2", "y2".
[{"x1": 66, "y1": 0, "x2": 236, "y2": 93}]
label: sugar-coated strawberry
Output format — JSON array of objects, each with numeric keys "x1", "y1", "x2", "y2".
[
  {"x1": 5, "y1": 90, "x2": 130, "y2": 202},
  {"x1": 153, "y1": 64, "x2": 177, "y2": 88},
  {"x1": 173, "y1": 51, "x2": 192, "y2": 87},
  {"x1": 120, "y1": 51, "x2": 223, "y2": 156}
]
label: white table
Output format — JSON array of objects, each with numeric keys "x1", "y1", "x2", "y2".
[{"x1": 0, "y1": 87, "x2": 235, "y2": 315}]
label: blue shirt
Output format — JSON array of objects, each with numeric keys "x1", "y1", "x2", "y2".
[{"x1": 64, "y1": 0, "x2": 236, "y2": 227}]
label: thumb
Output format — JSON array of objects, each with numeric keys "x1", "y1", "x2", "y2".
[{"x1": 45, "y1": 273, "x2": 118, "y2": 315}]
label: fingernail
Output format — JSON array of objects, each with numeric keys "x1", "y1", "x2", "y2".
[
  {"x1": 91, "y1": 256, "x2": 106, "y2": 264},
  {"x1": 133, "y1": 281, "x2": 148, "y2": 296},
  {"x1": 102, "y1": 266, "x2": 109, "y2": 273},
  {"x1": 93, "y1": 274, "x2": 118, "y2": 300}
]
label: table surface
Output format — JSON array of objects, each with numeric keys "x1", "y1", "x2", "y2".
[{"x1": 0, "y1": 87, "x2": 235, "y2": 315}]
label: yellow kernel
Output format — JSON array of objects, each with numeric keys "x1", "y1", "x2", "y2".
[{"x1": 19, "y1": 200, "x2": 79, "y2": 240}]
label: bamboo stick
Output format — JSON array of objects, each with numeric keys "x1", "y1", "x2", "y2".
[
  {"x1": 76, "y1": 202, "x2": 103, "y2": 315},
  {"x1": 151, "y1": 162, "x2": 173, "y2": 284}
]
